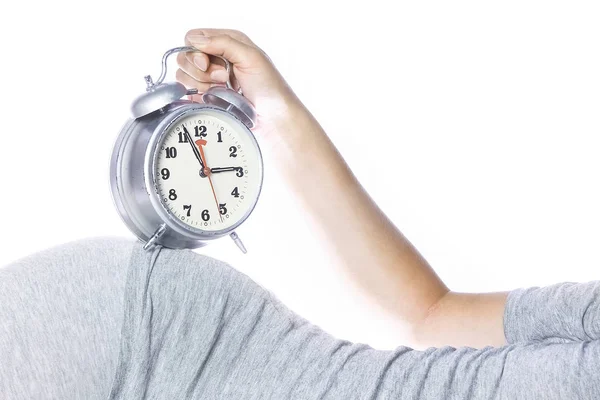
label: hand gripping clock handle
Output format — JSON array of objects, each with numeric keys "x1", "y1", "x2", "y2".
[{"x1": 152, "y1": 46, "x2": 241, "y2": 94}]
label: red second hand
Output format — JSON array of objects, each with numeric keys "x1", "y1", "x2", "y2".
[{"x1": 195, "y1": 139, "x2": 223, "y2": 223}]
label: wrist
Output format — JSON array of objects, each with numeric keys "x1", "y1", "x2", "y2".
[{"x1": 257, "y1": 92, "x2": 326, "y2": 159}]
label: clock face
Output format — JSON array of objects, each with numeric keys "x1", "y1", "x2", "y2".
[{"x1": 153, "y1": 108, "x2": 262, "y2": 233}]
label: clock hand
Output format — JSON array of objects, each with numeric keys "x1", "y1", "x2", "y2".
[
  {"x1": 182, "y1": 125, "x2": 207, "y2": 177},
  {"x1": 195, "y1": 139, "x2": 224, "y2": 223},
  {"x1": 210, "y1": 167, "x2": 243, "y2": 174}
]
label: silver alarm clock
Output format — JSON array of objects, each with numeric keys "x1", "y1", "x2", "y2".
[{"x1": 110, "y1": 46, "x2": 264, "y2": 252}]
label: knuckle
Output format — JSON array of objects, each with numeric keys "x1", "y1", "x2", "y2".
[
  {"x1": 230, "y1": 29, "x2": 250, "y2": 41},
  {"x1": 217, "y1": 33, "x2": 233, "y2": 44}
]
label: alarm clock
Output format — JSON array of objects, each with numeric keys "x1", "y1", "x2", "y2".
[{"x1": 109, "y1": 46, "x2": 264, "y2": 252}]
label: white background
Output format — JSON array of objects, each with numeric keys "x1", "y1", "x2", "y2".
[{"x1": 0, "y1": 1, "x2": 599, "y2": 349}]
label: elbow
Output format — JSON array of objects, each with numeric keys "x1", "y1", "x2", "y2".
[{"x1": 407, "y1": 291, "x2": 451, "y2": 349}]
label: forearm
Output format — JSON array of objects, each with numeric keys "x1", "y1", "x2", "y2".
[
  {"x1": 265, "y1": 99, "x2": 449, "y2": 326},
  {"x1": 265, "y1": 99, "x2": 600, "y2": 351}
]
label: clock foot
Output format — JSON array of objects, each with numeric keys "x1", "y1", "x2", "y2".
[
  {"x1": 230, "y1": 231, "x2": 247, "y2": 254},
  {"x1": 143, "y1": 223, "x2": 167, "y2": 251}
]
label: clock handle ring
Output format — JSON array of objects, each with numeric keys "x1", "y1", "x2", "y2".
[{"x1": 148, "y1": 46, "x2": 241, "y2": 95}]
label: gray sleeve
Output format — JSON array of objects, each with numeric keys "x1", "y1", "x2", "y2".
[
  {"x1": 106, "y1": 238, "x2": 600, "y2": 400},
  {"x1": 504, "y1": 281, "x2": 600, "y2": 344},
  {"x1": 2, "y1": 237, "x2": 599, "y2": 400}
]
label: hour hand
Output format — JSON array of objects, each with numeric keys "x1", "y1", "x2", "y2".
[{"x1": 210, "y1": 167, "x2": 242, "y2": 174}]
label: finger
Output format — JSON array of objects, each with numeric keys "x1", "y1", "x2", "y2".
[
  {"x1": 184, "y1": 49, "x2": 209, "y2": 72},
  {"x1": 183, "y1": 36, "x2": 228, "y2": 78},
  {"x1": 186, "y1": 34, "x2": 261, "y2": 69},
  {"x1": 176, "y1": 52, "x2": 230, "y2": 83},
  {"x1": 185, "y1": 89, "x2": 228, "y2": 104},
  {"x1": 185, "y1": 28, "x2": 255, "y2": 47},
  {"x1": 186, "y1": 94, "x2": 205, "y2": 103}
]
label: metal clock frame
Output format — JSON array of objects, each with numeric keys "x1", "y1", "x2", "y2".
[
  {"x1": 110, "y1": 101, "x2": 264, "y2": 251},
  {"x1": 110, "y1": 45, "x2": 263, "y2": 252}
]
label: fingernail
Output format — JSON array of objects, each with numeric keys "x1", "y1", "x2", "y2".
[
  {"x1": 210, "y1": 69, "x2": 229, "y2": 82},
  {"x1": 193, "y1": 56, "x2": 207, "y2": 72},
  {"x1": 188, "y1": 34, "x2": 210, "y2": 46}
]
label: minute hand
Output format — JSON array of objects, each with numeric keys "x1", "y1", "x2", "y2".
[
  {"x1": 182, "y1": 126, "x2": 206, "y2": 174},
  {"x1": 210, "y1": 167, "x2": 242, "y2": 174}
]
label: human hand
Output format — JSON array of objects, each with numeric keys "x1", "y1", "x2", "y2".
[{"x1": 176, "y1": 29, "x2": 306, "y2": 145}]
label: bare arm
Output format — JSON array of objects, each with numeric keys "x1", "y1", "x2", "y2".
[
  {"x1": 266, "y1": 103, "x2": 509, "y2": 349},
  {"x1": 178, "y1": 29, "x2": 508, "y2": 349}
]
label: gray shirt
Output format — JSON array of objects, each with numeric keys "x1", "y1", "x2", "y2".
[{"x1": 1, "y1": 237, "x2": 599, "y2": 399}]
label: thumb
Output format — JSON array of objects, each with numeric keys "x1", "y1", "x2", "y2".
[{"x1": 187, "y1": 33, "x2": 258, "y2": 69}]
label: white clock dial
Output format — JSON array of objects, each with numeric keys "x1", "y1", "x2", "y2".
[{"x1": 154, "y1": 108, "x2": 262, "y2": 232}]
